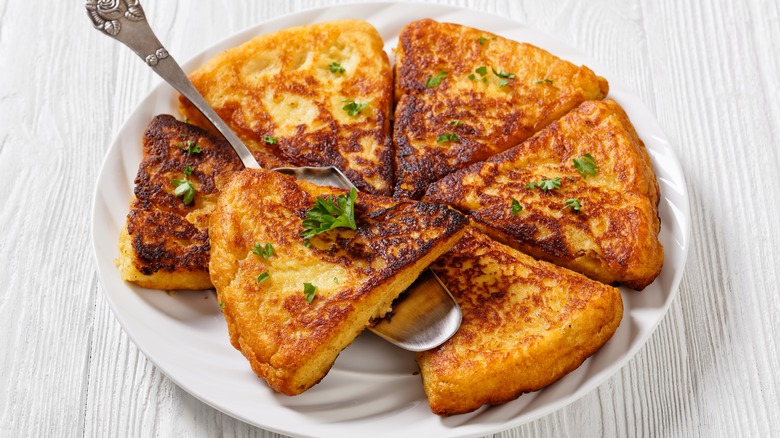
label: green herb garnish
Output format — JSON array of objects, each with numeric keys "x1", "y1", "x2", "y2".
[
  {"x1": 426, "y1": 71, "x2": 448, "y2": 88},
  {"x1": 342, "y1": 99, "x2": 369, "y2": 117},
  {"x1": 564, "y1": 198, "x2": 582, "y2": 212},
  {"x1": 329, "y1": 62, "x2": 345, "y2": 74},
  {"x1": 448, "y1": 120, "x2": 462, "y2": 126},
  {"x1": 437, "y1": 133, "x2": 460, "y2": 143},
  {"x1": 300, "y1": 187, "x2": 358, "y2": 240},
  {"x1": 478, "y1": 36, "x2": 495, "y2": 45},
  {"x1": 179, "y1": 140, "x2": 202, "y2": 155},
  {"x1": 219, "y1": 301, "x2": 225, "y2": 309},
  {"x1": 172, "y1": 165, "x2": 196, "y2": 204},
  {"x1": 171, "y1": 177, "x2": 196, "y2": 205},
  {"x1": 303, "y1": 282, "x2": 317, "y2": 304},
  {"x1": 475, "y1": 66, "x2": 488, "y2": 76},
  {"x1": 257, "y1": 272, "x2": 270, "y2": 283},
  {"x1": 492, "y1": 68, "x2": 515, "y2": 79},
  {"x1": 573, "y1": 153, "x2": 599, "y2": 178},
  {"x1": 511, "y1": 198, "x2": 523, "y2": 215},
  {"x1": 262, "y1": 135, "x2": 278, "y2": 145},
  {"x1": 492, "y1": 68, "x2": 515, "y2": 87},
  {"x1": 467, "y1": 74, "x2": 477, "y2": 81},
  {"x1": 526, "y1": 177, "x2": 561, "y2": 192},
  {"x1": 252, "y1": 242, "x2": 275, "y2": 259},
  {"x1": 536, "y1": 78, "x2": 554, "y2": 84}
]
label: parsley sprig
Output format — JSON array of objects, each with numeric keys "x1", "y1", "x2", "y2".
[
  {"x1": 526, "y1": 177, "x2": 562, "y2": 192},
  {"x1": 573, "y1": 154, "x2": 599, "y2": 178},
  {"x1": 300, "y1": 187, "x2": 358, "y2": 240}
]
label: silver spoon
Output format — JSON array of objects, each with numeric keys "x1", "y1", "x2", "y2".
[{"x1": 86, "y1": 0, "x2": 461, "y2": 352}]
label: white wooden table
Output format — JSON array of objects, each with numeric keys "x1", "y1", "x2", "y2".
[{"x1": 1, "y1": 0, "x2": 778, "y2": 436}]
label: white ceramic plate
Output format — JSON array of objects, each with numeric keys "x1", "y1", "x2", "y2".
[{"x1": 91, "y1": 3, "x2": 690, "y2": 437}]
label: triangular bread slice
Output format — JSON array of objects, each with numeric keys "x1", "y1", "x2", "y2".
[
  {"x1": 209, "y1": 168, "x2": 468, "y2": 395},
  {"x1": 117, "y1": 115, "x2": 289, "y2": 290},
  {"x1": 180, "y1": 20, "x2": 395, "y2": 195},
  {"x1": 393, "y1": 19, "x2": 609, "y2": 199},
  {"x1": 425, "y1": 99, "x2": 663, "y2": 290},
  {"x1": 418, "y1": 228, "x2": 623, "y2": 416}
]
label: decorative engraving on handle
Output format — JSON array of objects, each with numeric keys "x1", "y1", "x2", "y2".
[
  {"x1": 145, "y1": 48, "x2": 169, "y2": 66},
  {"x1": 85, "y1": 0, "x2": 145, "y2": 37}
]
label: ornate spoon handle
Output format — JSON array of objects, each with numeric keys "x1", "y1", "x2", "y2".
[{"x1": 85, "y1": 0, "x2": 260, "y2": 169}]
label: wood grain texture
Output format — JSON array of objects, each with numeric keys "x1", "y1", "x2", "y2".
[{"x1": 1, "y1": 0, "x2": 778, "y2": 437}]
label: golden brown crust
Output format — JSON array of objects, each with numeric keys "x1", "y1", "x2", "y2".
[
  {"x1": 180, "y1": 19, "x2": 395, "y2": 195},
  {"x1": 418, "y1": 228, "x2": 623, "y2": 416},
  {"x1": 117, "y1": 114, "x2": 246, "y2": 289},
  {"x1": 209, "y1": 168, "x2": 467, "y2": 395},
  {"x1": 393, "y1": 19, "x2": 609, "y2": 199},
  {"x1": 425, "y1": 99, "x2": 663, "y2": 290}
]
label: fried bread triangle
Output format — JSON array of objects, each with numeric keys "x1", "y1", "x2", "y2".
[
  {"x1": 392, "y1": 19, "x2": 609, "y2": 199},
  {"x1": 425, "y1": 99, "x2": 663, "y2": 290},
  {"x1": 419, "y1": 228, "x2": 623, "y2": 415},
  {"x1": 209, "y1": 168, "x2": 467, "y2": 395},
  {"x1": 180, "y1": 20, "x2": 395, "y2": 195},
  {"x1": 117, "y1": 115, "x2": 288, "y2": 290}
]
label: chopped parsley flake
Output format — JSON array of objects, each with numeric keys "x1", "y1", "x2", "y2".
[
  {"x1": 179, "y1": 140, "x2": 202, "y2": 155},
  {"x1": 262, "y1": 135, "x2": 278, "y2": 145},
  {"x1": 437, "y1": 133, "x2": 460, "y2": 143},
  {"x1": 475, "y1": 66, "x2": 488, "y2": 76},
  {"x1": 303, "y1": 282, "x2": 317, "y2": 304},
  {"x1": 448, "y1": 120, "x2": 462, "y2": 126},
  {"x1": 342, "y1": 99, "x2": 369, "y2": 117},
  {"x1": 492, "y1": 68, "x2": 515, "y2": 87},
  {"x1": 536, "y1": 78, "x2": 554, "y2": 84},
  {"x1": 573, "y1": 153, "x2": 599, "y2": 178},
  {"x1": 478, "y1": 36, "x2": 495, "y2": 45},
  {"x1": 329, "y1": 62, "x2": 345, "y2": 74},
  {"x1": 426, "y1": 71, "x2": 448, "y2": 88},
  {"x1": 491, "y1": 68, "x2": 516, "y2": 79},
  {"x1": 564, "y1": 198, "x2": 582, "y2": 212},
  {"x1": 257, "y1": 272, "x2": 270, "y2": 283},
  {"x1": 219, "y1": 301, "x2": 225, "y2": 309},
  {"x1": 172, "y1": 165, "x2": 197, "y2": 204},
  {"x1": 511, "y1": 198, "x2": 523, "y2": 215},
  {"x1": 252, "y1": 242, "x2": 275, "y2": 259},
  {"x1": 467, "y1": 73, "x2": 477, "y2": 81}
]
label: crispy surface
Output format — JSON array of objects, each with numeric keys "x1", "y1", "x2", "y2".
[
  {"x1": 209, "y1": 168, "x2": 467, "y2": 395},
  {"x1": 425, "y1": 99, "x2": 663, "y2": 290},
  {"x1": 393, "y1": 19, "x2": 609, "y2": 199},
  {"x1": 117, "y1": 114, "x2": 252, "y2": 290},
  {"x1": 419, "y1": 228, "x2": 623, "y2": 416},
  {"x1": 180, "y1": 20, "x2": 395, "y2": 195}
]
